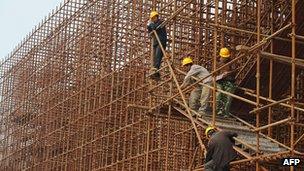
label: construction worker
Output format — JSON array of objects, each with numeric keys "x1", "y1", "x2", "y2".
[
  {"x1": 181, "y1": 57, "x2": 211, "y2": 116},
  {"x1": 147, "y1": 11, "x2": 167, "y2": 80},
  {"x1": 216, "y1": 48, "x2": 237, "y2": 117},
  {"x1": 204, "y1": 126, "x2": 238, "y2": 171}
]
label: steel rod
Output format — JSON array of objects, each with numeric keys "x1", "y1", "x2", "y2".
[
  {"x1": 152, "y1": 30, "x2": 206, "y2": 152},
  {"x1": 254, "y1": 117, "x2": 292, "y2": 132},
  {"x1": 249, "y1": 97, "x2": 292, "y2": 114}
]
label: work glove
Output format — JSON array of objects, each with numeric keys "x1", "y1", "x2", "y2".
[{"x1": 147, "y1": 21, "x2": 152, "y2": 26}]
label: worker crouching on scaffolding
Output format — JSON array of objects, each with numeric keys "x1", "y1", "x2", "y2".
[
  {"x1": 180, "y1": 57, "x2": 211, "y2": 117},
  {"x1": 216, "y1": 48, "x2": 237, "y2": 118},
  {"x1": 147, "y1": 11, "x2": 167, "y2": 80},
  {"x1": 204, "y1": 126, "x2": 238, "y2": 171}
]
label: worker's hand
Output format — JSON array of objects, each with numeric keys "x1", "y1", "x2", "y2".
[
  {"x1": 223, "y1": 71, "x2": 231, "y2": 77},
  {"x1": 147, "y1": 21, "x2": 154, "y2": 27},
  {"x1": 215, "y1": 74, "x2": 224, "y2": 81}
]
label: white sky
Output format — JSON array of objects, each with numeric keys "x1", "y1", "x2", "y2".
[{"x1": 0, "y1": 0, "x2": 63, "y2": 59}]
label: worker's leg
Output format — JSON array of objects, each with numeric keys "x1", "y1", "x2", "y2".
[
  {"x1": 153, "y1": 45, "x2": 162, "y2": 70},
  {"x1": 189, "y1": 87, "x2": 202, "y2": 112},
  {"x1": 150, "y1": 46, "x2": 160, "y2": 79},
  {"x1": 222, "y1": 164, "x2": 230, "y2": 171},
  {"x1": 222, "y1": 81, "x2": 236, "y2": 116},
  {"x1": 204, "y1": 160, "x2": 215, "y2": 171},
  {"x1": 154, "y1": 42, "x2": 166, "y2": 69},
  {"x1": 153, "y1": 44, "x2": 166, "y2": 79},
  {"x1": 216, "y1": 82, "x2": 224, "y2": 115},
  {"x1": 198, "y1": 84, "x2": 210, "y2": 115}
]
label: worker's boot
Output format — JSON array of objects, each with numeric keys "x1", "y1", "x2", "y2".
[
  {"x1": 153, "y1": 72, "x2": 161, "y2": 81},
  {"x1": 149, "y1": 68, "x2": 161, "y2": 81},
  {"x1": 149, "y1": 67, "x2": 157, "y2": 75}
]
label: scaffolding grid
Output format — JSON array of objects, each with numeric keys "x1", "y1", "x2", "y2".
[{"x1": 0, "y1": 0, "x2": 304, "y2": 170}]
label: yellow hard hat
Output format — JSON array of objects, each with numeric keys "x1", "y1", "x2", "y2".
[
  {"x1": 205, "y1": 126, "x2": 215, "y2": 137},
  {"x1": 182, "y1": 57, "x2": 193, "y2": 66},
  {"x1": 150, "y1": 11, "x2": 159, "y2": 19},
  {"x1": 219, "y1": 48, "x2": 230, "y2": 58}
]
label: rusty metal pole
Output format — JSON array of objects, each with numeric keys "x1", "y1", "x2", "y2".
[
  {"x1": 165, "y1": 1, "x2": 177, "y2": 170},
  {"x1": 267, "y1": 0, "x2": 274, "y2": 137},
  {"x1": 145, "y1": 118, "x2": 151, "y2": 170},
  {"x1": 290, "y1": 0, "x2": 296, "y2": 170},
  {"x1": 212, "y1": 0, "x2": 219, "y2": 126},
  {"x1": 256, "y1": 0, "x2": 261, "y2": 170},
  {"x1": 152, "y1": 30, "x2": 206, "y2": 154}
]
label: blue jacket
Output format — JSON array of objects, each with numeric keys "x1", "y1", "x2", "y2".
[{"x1": 147, "y1": 19, "x2": 167, "y2": 47}]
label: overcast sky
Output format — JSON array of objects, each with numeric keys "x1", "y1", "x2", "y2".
[{"x1": 0, "y1": 0, "x2": 63, "y2": 59}]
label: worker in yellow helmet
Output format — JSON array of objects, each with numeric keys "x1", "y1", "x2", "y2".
[
  {"x1": 204, "y1": 126, "x2": 238, "y2": 171},
  {"x1": 216, "y1": 47, "x2": 237, "y2": 118},
  {"x1": 180, "y1": 57, "x2": 212, "y2": 117},
  {"x1": 219, "y1": 47, "x2": 231, "y2": 58},
  {"x1": 147, "y1": 10, "x2": 167, "y2": 81}
]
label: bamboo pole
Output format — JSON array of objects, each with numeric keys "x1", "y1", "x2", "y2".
[
  {"x1": 268, "y1": 2, "x2": 274, "y2": 137},
  {"x1": 256, "y1": 0, "x2": 261, "y2": 170},
  {"x1": 249, "y1": 97, "x2": 292, "y2": 114},
  {"x1": 290, "y1": 0, "x2": 296, "y2": 170},
  {"x1": 212, "y1": 0, "x2": 219, "y2": 127},
  {"x1": 254, "y1": 117, "x2": 292, "y2": 132},
  {"x1": 261, "y1": 52, "x2": 304, "y2": 68},
  {"x1": 294, "y1": 34, "x2": 304, "y2": 41},
  {"x1": 209, "y1": 23, "x2": 291, "y2": 40},
  {"x1": 245, "y1": 91, "x2": 304, "y2": 113},
  {"x1": 189, "y1": 147, "x2": 199, "y2": 170},
  {"x1": 231, "y1": 151, "x2": 290, "y2": 165},
  {"x1": 165, "y1": 1, "x2": 177, "y2": 169},
  {"x1": 294, "y1": 132, "x2": 304, "y2": 146},
  {"x1": 152, "y1": 30, "x2": 206, "y2": 153}
]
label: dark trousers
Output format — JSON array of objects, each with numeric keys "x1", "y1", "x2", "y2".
[
  {"x1": 204, "y1": 160, "x2": 230, "y2": 171},
  {"x1": 153, "y1": 43, "x2": 166, "y2": 70}
]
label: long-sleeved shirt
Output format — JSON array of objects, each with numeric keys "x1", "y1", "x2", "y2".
[
  {"x1": 205, "y1": 130, "x2": 238, "y2": 168},
  {"x1": 182, "y1": 64, "x2": 211, "y2": 87},
  {"x1": 147, "y1": 19, "x2": 167, "y2": 46}
]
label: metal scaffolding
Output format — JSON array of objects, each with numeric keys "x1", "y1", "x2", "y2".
[{"x1": 0, "y1": 0, "x2": 303, "y2": 170}]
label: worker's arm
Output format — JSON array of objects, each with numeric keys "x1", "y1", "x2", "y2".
[
  {"x1": 181, "y1": 67, "x2": 198, "y2": 88},
  {"x1": 181, "y1": 76, "x2": 191, "y2": 88},
  {"x1": 222, "y1": 130, "x2": 237, "y2": 137},
  {"x1": 222, "y1": 69, "x2": 237, "y2": 78},
  {"x1": 223, "y1": 130, "x2": 238, "y2": 143},
  {"x1": 205, "y1": 141, "x2": 215, "y2": 163},
  {"x1": 215, "y1": 73, "x2": 225, "y2": 81},
  {"x1": 147, "y1": 19, "x2": 163, "y2": 33}
]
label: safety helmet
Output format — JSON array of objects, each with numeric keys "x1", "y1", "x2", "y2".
[
  {"x1": 150, "y1": 11, "x2": 159, "y2": 19},
  {"x1": 205, "y1": 126, "x2": 215, "y2": 137},
  {"x1": 219, "y1": 48, "x2": 230, "y2": 58},
  {"x1": 182, "y1": 57, "x2": 193, "y2": 66}
]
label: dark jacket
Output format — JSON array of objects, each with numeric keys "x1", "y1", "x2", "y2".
[
  {"x1": 217, "y1": 60, "x2": 236, "y2": 83},
  {"x1": 205, "y1": 130, "x2": 238, "y2": 168},
  {"x1": 147, "y1": 19, "x2": 167, "y2": 47}
]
